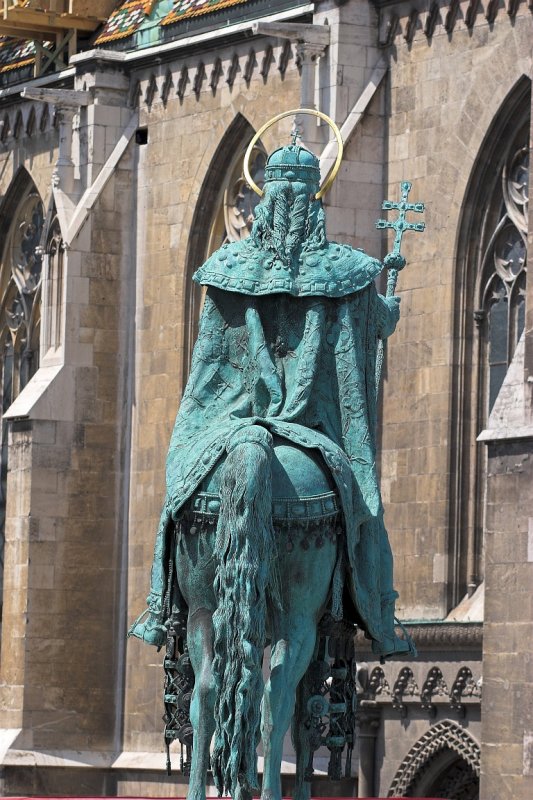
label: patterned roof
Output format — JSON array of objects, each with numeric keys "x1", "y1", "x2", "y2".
[
  {"x1": 161, "y1": 0, "x2": 249, "y2": 26},
  {"x1": 0, "y1": 36, "x2": 35, "y2": 73},
  {"x1": 0, "y1": 0, "x2": 254, "y2": 73},
  {"x1": 95, "y1": 0, "x2": 250, "y2": 44},
  {"x1": 95, "y1": 0, "x2": 156, "y2": 45}
]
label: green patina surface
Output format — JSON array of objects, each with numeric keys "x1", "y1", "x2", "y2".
[
  {"x1": 131, "y1": 144, "x2": 414, "y2": 652},
  {"x1": 129, "y1": 141, "x2": 423, "y2": 800}
]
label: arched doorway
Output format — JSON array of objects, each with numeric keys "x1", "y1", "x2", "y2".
[{"x1": 388, "y1": 719, "x2": 480, "y2": 799}]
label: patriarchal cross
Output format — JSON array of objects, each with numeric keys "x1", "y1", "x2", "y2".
[
  {"x1": 374, "y1": 180, "x2": 426, "y2": 387},
  {"x1": 377, "y1": 180, "x2": 425, "y2": 256}
]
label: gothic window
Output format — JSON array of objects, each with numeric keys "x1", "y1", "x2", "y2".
[
  {"x1": 475, "y1": 123, "x2": 528, "y2": 414},
  {"x1": 206, "y1": 142, "x2": 266, "y2": 254},
  {"x1": 452, "y1": 78, "x2": 530, "y2": 606},
  {"x1": 0, "y1": 178, "x2": 45, "y2": 609},
  {"x1": 183, "y1": 114, "x2": 266, "y2": 383}
]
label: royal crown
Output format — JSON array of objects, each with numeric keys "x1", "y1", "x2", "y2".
[{"x1": 264, "y1": 144, "x2": 320, "y2": 186}]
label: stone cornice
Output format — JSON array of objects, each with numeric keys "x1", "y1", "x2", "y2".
[
  {"x1": 369, "y1": 0, "x2": 531, "y2": 46},
  {"x1": 356, "y1": 621, "x2": 483, "y2": 652}
]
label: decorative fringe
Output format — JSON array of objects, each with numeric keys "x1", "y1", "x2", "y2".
[{"x1": 211, "y1": 426, "x2": 279, "y2": 798}]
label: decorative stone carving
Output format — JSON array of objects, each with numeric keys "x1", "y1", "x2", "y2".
[
  {"x1": 145, "y1": 73, "x2": 158, "y2": 108},
  {"x1": 361, "y1": 661, "x2": 482, "y2": 719},
  {"x1": 260, "y1": 44, "x2": 274, "y2": 81},
  {"x1": 404, "y1": 10, "x2": 419, "y2": 44},
  {"x1": 207, "y1": 142, "x2": 266, "y2": 249},
  {"x1": 445, "y1": 0, "x2": 460, "y2": 32},
  {"x1": 366, "y1": 666, "x2": 391, "y2": 697},
  {"x1": 424, "y1": 2, "x2": 440, "y2": 38},
  {"x1": 378, "y1": 12, "x2": 398, "y2": 47},
  {"x1": 420, "y1": 667, "x2": 448, "y2": 718},
  {"x1": 388, "y1": 719, "x2": 481, "y2": 797},
  {"x1": 392, "y1": 667, "x2": 418, "y2": 717},
  {"x1": 450, "y1": 666, "x2": 482, "y2": 716},
  {"x1": 210, "y1": 58, "x2": 223, "y2": 94},
  {"x1": 278, "y1": 40, "x2": 292, "y2": 77},
  {"x1": 243, "y1": 48, "x2": 256, "y2": 85},
  {"x1": 193, "y1": 63, "x2": 206, "y2": 98},
  {"x1": 161, "y1": 69, "x2": 173, "y2": 106},
  {"x1": 485, "y1": 0, "x2": 500, "y2": 23},
  {"x1": 465, "y1": 0, "x2": 481, "y2": 28},
  {"x1": 177, "y1": 66, "x2": 189, "y2": 100},
  {"x1": 226, "y1": 53, "x2": 239, "y2": 87}
]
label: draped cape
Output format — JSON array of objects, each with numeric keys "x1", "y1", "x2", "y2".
[{"x1": 135, "y1": 239, "x2": 399, "y2": 647}]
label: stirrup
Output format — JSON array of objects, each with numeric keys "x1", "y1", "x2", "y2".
[
  {"x1": 371, "y1": 617, "x2": 417, "y2": 661},
  {"x1": 128, "y1": 609, "x2": 167, "y2": 648}
]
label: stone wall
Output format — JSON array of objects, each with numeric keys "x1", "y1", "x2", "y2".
[
  {"x1": 0, "y1": 63, "x2": 137, "y2": 793},
  {"x1": 479, "y1": 441, "x2": 533, "y2": 800},
  {"x1": 380, "y1": 4, "x2": 533, "y2": 621}
]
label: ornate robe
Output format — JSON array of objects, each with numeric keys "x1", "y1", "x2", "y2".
[{"x1": 131, "y1": 236, "x2": 399, "y2": 648}]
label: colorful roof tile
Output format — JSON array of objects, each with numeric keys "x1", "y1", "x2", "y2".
[
  {"x1": 161, "y1": 0, "x2": 250, "y2": 26},
  {"x1": 94, "y1": 0, "x2": 156, "y2": 45},
  {"x1": 0, "y1": 36, "x2": 35, "y2": 74}
]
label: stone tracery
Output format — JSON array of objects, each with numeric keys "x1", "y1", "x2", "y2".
[
  {"x1": 0, "y1": 179, "x2": 45, "y2": 603},
  {"x1": 387, "y1": 719, "x2": 481, "y2": 797}
]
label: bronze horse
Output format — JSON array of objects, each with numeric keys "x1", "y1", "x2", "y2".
[{"x1": 175, "y1": 430, "x2": 349, "y2": 800}]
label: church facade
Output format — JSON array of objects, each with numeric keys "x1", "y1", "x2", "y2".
[{"x1": 0, "y1": 2, "x2": 531, "y2": 798}]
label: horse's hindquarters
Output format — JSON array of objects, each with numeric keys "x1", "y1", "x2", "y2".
[{"x1": 176, "y1": 433, "x2": 341, "y2": 800}]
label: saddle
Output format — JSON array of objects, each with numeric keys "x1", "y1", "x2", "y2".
[{"x1": 185, "y1": 439, "x2": 343, "y2": 550}]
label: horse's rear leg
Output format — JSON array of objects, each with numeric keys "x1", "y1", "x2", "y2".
[
  {"x1": 186, "y1": 608, "x2": 216, "y2": 800},
  {"x1": 260, "y1": 618, "x2": 319, "y2": 800}
]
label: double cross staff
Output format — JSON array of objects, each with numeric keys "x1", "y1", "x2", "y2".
[{"x1": 375, "y1": 181, "x2": 425, "y2": 390}]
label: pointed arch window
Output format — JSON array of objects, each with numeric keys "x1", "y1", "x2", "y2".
[
  {"x1": 475, "y1": 122, "x2": 528, "y2": 414},
  {"x1": 0, "y1": 178, "x2": 45, "y2": 609},
  {"x1": 183, "y1": 115, "x2": 266, "y2": 383},
  {"x1": 452, "y1": 80, "x2": 530, "y2": 607},
  {"x1": 206, "y1": 142, "x2": 266, "y2": 254}
]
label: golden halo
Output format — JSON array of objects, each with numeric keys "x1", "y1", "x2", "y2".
[{"x1": 244, "y1": 108, "x2": 343, "y2": 201}]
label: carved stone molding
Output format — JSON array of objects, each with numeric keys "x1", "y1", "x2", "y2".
[
  {"x1": 392, "y1": 667, "x2": 418, "y2": 717},
  {"x1": 356, "y1": 621, "x2": 482, "y2": 651},
  {"x1": 387, "y1": 719, "x2": 481, "y2": 797}
]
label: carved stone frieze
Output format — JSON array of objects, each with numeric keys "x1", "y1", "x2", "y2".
[
  {"x1": 371, "y1": 0, "x2": 529, "y2": 45},
  {"x1": 360, "y1": 662, "x2": 482, "y2": 718},
  {"x1": 450, "y1": 666, "x2": 482, "y2": 717},
  {"x1": 0, "y1": 101, "x2": 55, "y2": 146},
  {"x1": 392, "y1": 667, "x2": 419, "y2": 717},
  {"x1": 129, "y1": 41, "x2": 296, "y2": 110}
]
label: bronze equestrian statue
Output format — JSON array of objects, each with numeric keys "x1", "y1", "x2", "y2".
[{"x1": 130, "y1": 110, "x2": 421, "y2": 800}]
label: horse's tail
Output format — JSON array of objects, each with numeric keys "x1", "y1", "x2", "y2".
[{"x1": 211, "y1": 425, "x2": 279, "y2": 798}]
